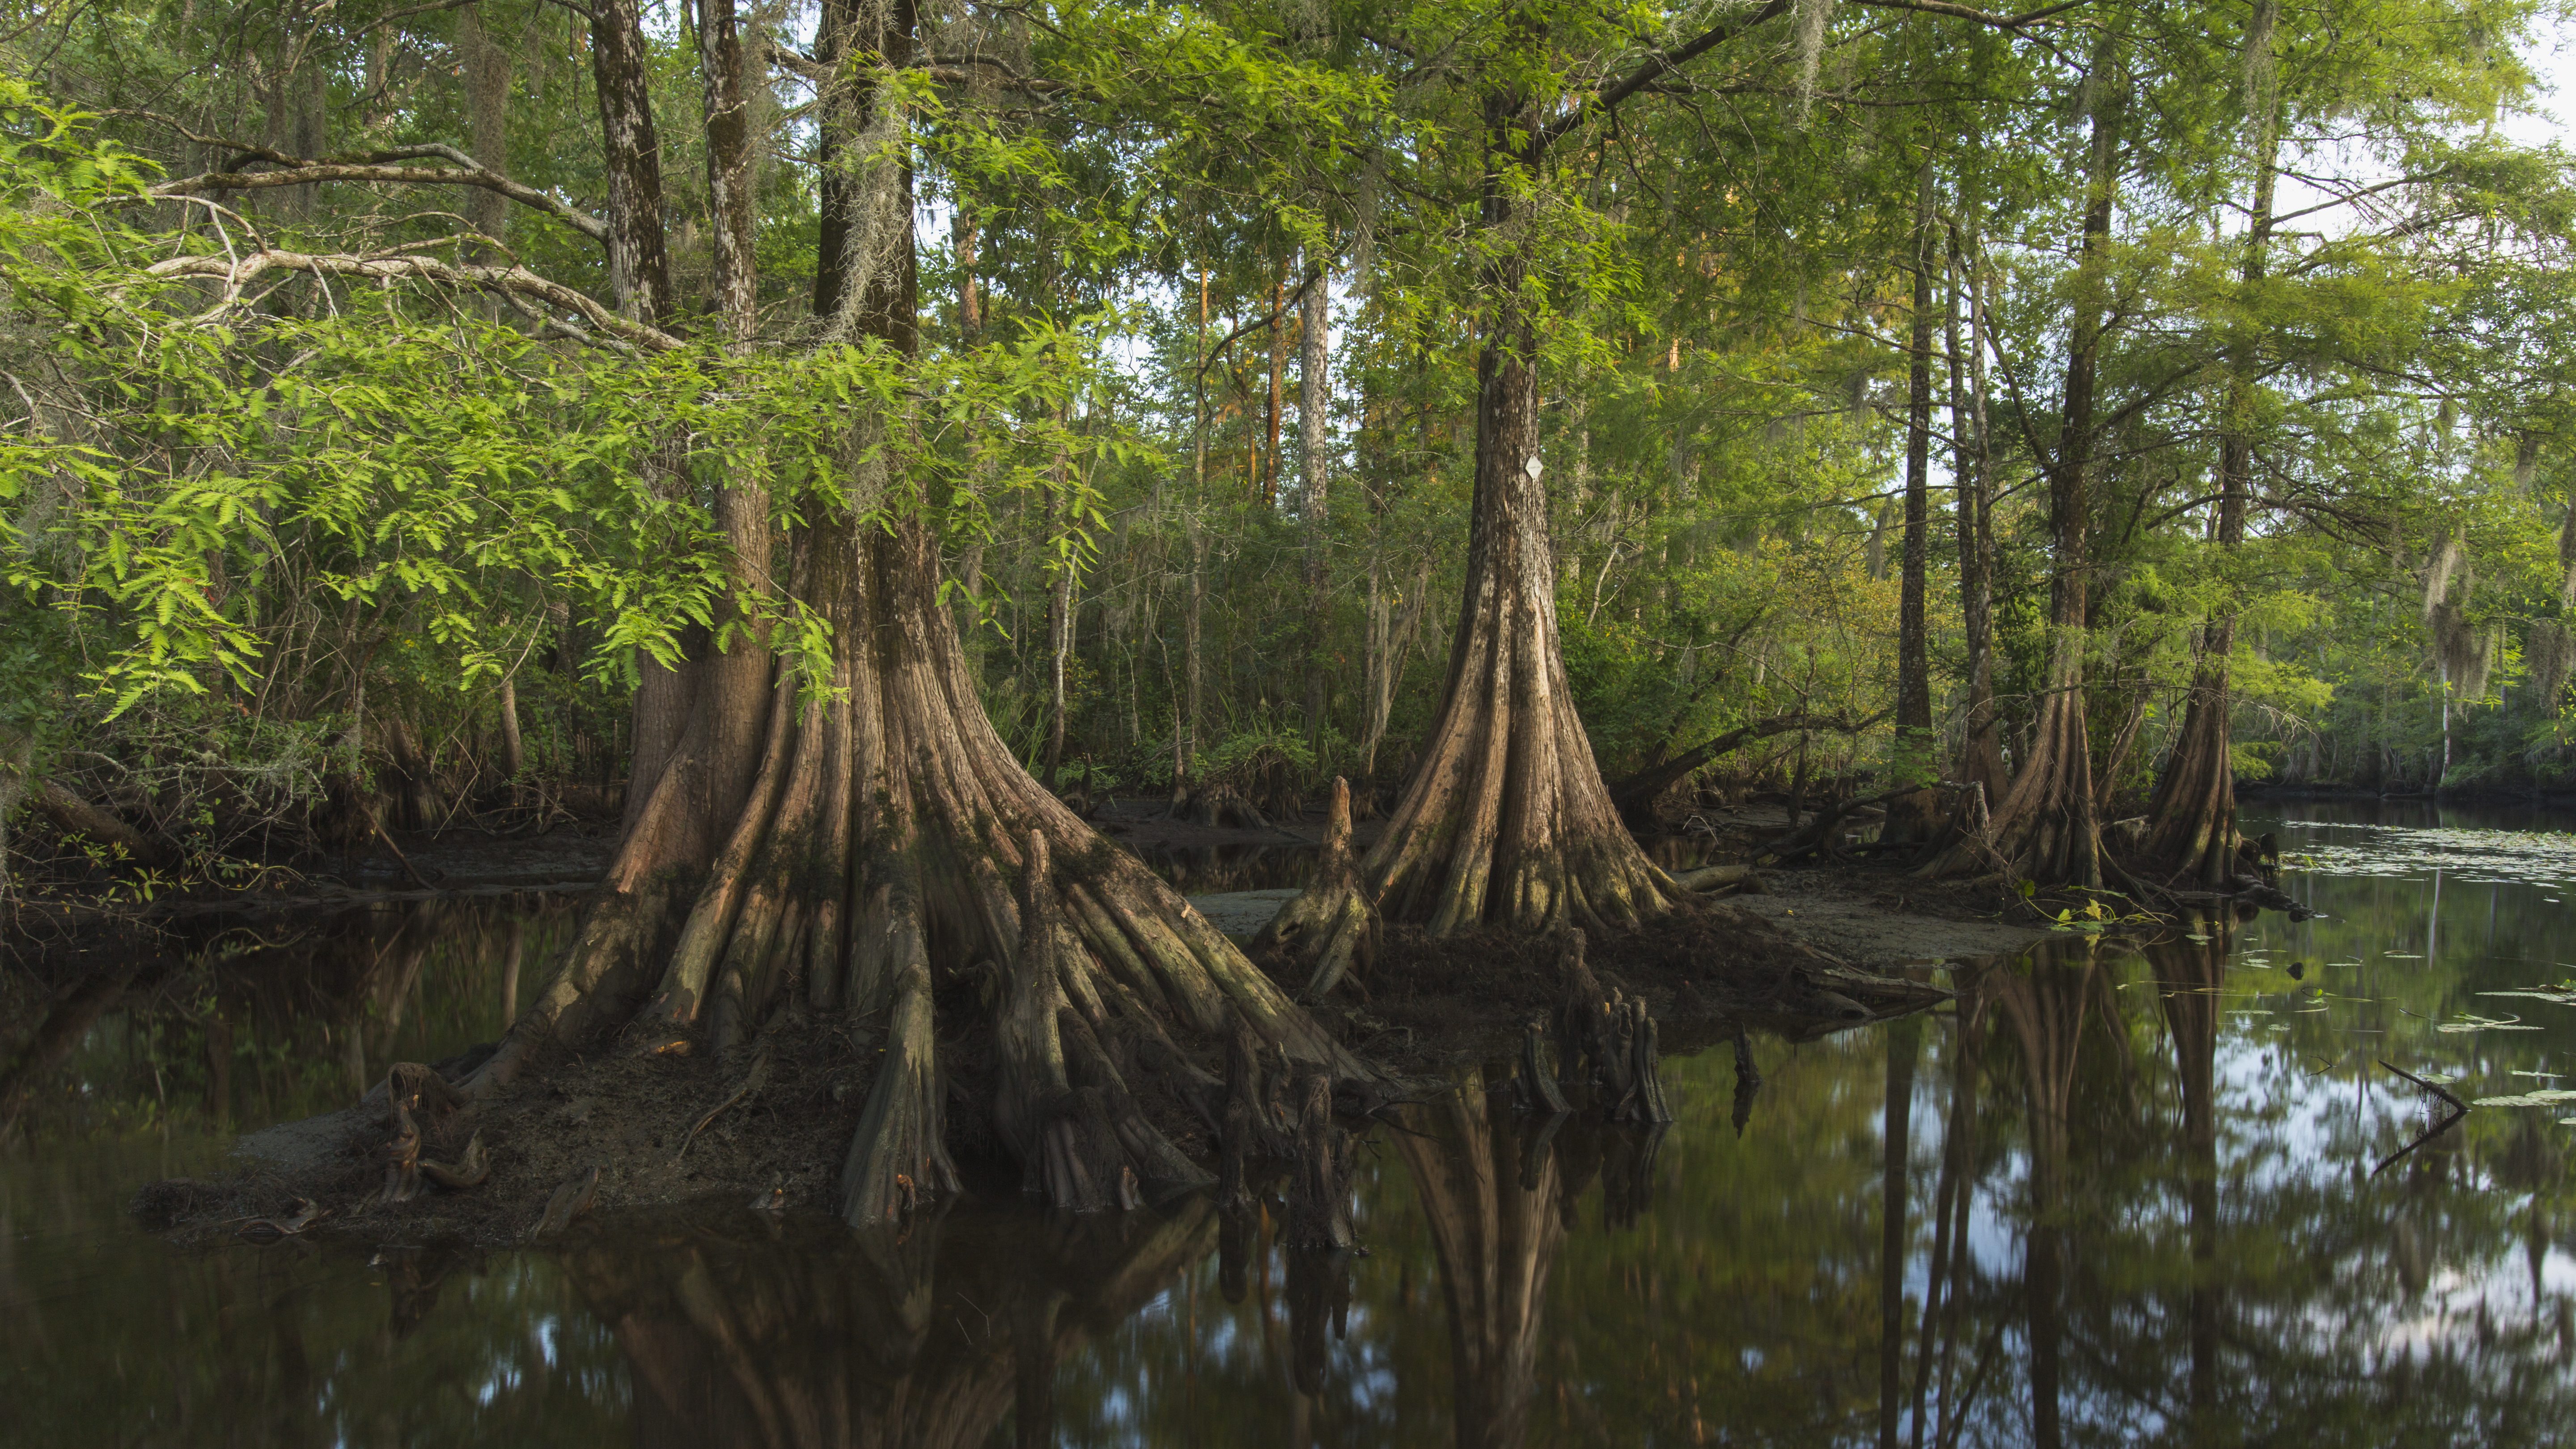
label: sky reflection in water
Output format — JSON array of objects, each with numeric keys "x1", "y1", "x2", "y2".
[{"x1": 3, "y1": 800, "x2": 2574, "y2": 1446}]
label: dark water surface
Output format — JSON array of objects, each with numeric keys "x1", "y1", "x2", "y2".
[{"x1": 5, "y1": 805, "x2": 2575, "y2": 1446}]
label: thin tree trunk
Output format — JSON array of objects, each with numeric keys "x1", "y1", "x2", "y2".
[
  {"x1": 1891, "y1": 157, "x2": 1937, "y2": 841},
  {"x1": 498, "y1": 674, "x2": 525, "y2": 785},
  {"x1": 1266, "y1": 261, "x2": 1285, "y2": 507},
  {"x1": 1043, "y1": 422, "x2": 1072, "y2": 786},
  {"x1": 1947, "y1": 228, "x2": 2004, "y2": 795},
  {"x1": 1301, "y1": 252, "x2": 1332, "y2": 744}
]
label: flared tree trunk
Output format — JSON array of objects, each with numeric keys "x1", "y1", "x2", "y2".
[
  {"x1": 1923, "y1": 48, "x2": 2125, "y2": 889},
  {"x1": 470, "y1": 2, "x2": 1352, "y2": 1226},
  {"x1": 2142, "y1": 12, "x2": 2276, "y2": 885},
  {"x1": 1277, "y1": 81, "x2": 1674, "y2": 946}
]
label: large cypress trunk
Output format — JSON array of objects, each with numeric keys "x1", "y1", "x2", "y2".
[
  {"x1": 1922, "y1": 47, "x2": 2125, "y2": 889},
  {"x1": 1268, "y1": 76, "x2": 1675, "y2": 955},
  {"x1": 469, "y1": 0, "x2": 1354, "y2": 1225},
  {"x1": 2141, "y1": 6, "x2": 2277, "y2": 885}
]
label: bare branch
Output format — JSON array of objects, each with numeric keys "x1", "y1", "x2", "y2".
[
  {"x1": 144, "y1": 249, "x2": 680, "y2": 351},
  {"x1": 140, "y1": 145, "x2": 609, "y2": 243}
]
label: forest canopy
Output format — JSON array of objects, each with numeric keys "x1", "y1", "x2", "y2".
[{"x1": 4, "y1": 0, "x2": 2575, "y2": 891}]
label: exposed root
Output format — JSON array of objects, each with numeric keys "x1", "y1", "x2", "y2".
[
  {"x1": 235, "y1": 1198, "x2": 329, "y2": 1243},
  {"x1": 1255, "y1": 777, "x2": 1377, "y2": 1000},
  {"x1": 420, "y1": 1132, "x2": 492, "y2": 1190},
  {"x1": 839, "y1": 892, "x2": 961, "y2": 1225},
  {"x1": 378, "y1": 1061, "x2": 473, "y2": 1204},
  {"x1": 672, "y1": 1036, "x2": 773, "y2": 1163},
  {"x1": 1508, "y1": 1015, "x2": 1569, "y2": 1114},
  {"x1": 999, "y1": 831, "x2": 1216, "y2": 1214},
  {"x1": 1547, "y1": 929, "x2": 1674, "y2": 1124}
]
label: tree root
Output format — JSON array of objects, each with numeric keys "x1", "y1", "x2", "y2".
[
  {"x1": 999, "y1": 831, "x2": 1216, "y2": 1214},
  {"x1": 420, "y1": 1133, "x2": 492, "y2": 1190},
  {"x1": 673, "y1": 1037, "x2": 773, "y2": 1163},
  {"x1": 1547, "y1": 929, "x2": 1675, "y2": 1125},
  {"x1": 839, "y1": 892, "x2": 960, "y2": 1226},
  {"x1": 1255, "y1": 778, "x2": 1377, "y2": 1000},
  {"x1": 1508, "y1": 1015, "x2": 1570, "y2": 1114},
  {"x1": 378, "y1": 1062, "x2": 474, "y2": 1203}
]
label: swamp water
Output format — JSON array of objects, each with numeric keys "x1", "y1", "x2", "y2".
[{"x1": 4, "y1": 804, "x2": 2574, "y2": 1446}]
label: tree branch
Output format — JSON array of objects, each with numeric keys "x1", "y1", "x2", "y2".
[
  {"x1": 145, "y1": 248, "x2": 680, "y2": 351},
  {"x1": 142, "y1": 144, "x2": 609, "y2": 243}
]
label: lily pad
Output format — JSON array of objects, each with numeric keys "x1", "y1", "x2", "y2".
[{"x1": 2472, "y1": 1089, "x2": 2576, "y2": 1107}]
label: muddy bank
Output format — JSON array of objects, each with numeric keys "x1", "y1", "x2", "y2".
[{"x1": 1720, "y1": 869, "x2": 2056, "y2": 969}]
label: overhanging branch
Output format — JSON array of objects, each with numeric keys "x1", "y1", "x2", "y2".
[
  {"x1": 141, "y1": 144, "x2": 610, "y2": 243},
  {"x1": 145, "y1": 248, "x2": 681, "y2": 351}
]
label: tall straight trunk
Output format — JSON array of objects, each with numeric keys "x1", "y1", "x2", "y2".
[
  {"x1": 1186, "y1": 268, "x2": 1208, "y2": 775},
  {"x1": 1272, "y1": 68, "x2": 1675, "y2": 945},
  {"x1": 593, "y1": 0, "x2": 687, "y2": 840},
  {"x1": 589, "y1": 0, "x2": 672, "y2": 325},
  {"x1": 1301, "y1": 254, "x2": 1332, "y2": 742},
  {"x1": 473, "y1": 0, "x2": 1351, "y2": 1231},
  {"x1": 458, "y1": 3, "x2": 512, "y2": 256},
  {"x1": 810, "y1": 0, "x2": 859, "y2": 316},
  {"x1": 1042, "y1": 420, "x2": 1072, "y2": 785},
  {"x1": 1888, "y1": 157, "x2": 1937, "y2": 844},
  {"x1": 697, "y1": 0, "x2": 758, "y2": 349},
  {"x1": 1267, "y1": 262, "x2": 1286, "y2": 507},
  {"x1": 1927, "y1": 45, "x2": 2123, "y2": 888},
  {"x1": 1363, "y1": 544, "x2": 1390, "y2": 774},
  {"x1": 1896, "y1": 157, "x2": 1935, "y2": 761},
  {"x1": 1947, "y1": 228, "x2": 2004, "y2": 794},
  {"x1": 1186, "y1": 524, "x2": 1206, "y2": 772},
  {"x1": 2142, "y1": 0, "x2": 2277, "y2": 883}
]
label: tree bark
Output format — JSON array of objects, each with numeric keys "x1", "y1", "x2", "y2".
[
  {"x1": 469, "y1": 8, "x2": 1353, "y2": 1227},
  {"x1": 1923, "y1": 47, "x2": 2125, "y2": 888},
  {"x1": 1270, "y1": 76, "x2": 1675, "y2": 945},
  {"x1": 1301, "y1": 253, "x2": 1332, "y2": 743},
  {"x1": 1947, "y1": 228, "x2": 2005, "y2": 795},
  {"x1": 458, "y1": 3, "x2": 513, "y2": 263},
  {"x1": 588, "y1": 0, "x2": 673, "y2": 325},
  {"x1": 2142, "y1": 4, "x2": 2276, "y2": 884},
  {"x1": 1892, "y1": 157, "x2": 1936, "y2": 837}
]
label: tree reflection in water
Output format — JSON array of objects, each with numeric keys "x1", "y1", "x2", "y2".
[
  {"x1": 553, "y1": 1199, "x2": 1216, "y2": 1449},
  {"x1": 15, "y1": 846, "x2": 2576, "y2": 1445}
]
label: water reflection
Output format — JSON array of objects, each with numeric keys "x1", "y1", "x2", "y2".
[
  {"x1": 8, "y1": 814, "x2": 2576, "y2": 1443},
  {"x1": 2, "y1": 895, "x2": 581, "y2": 1139}
]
